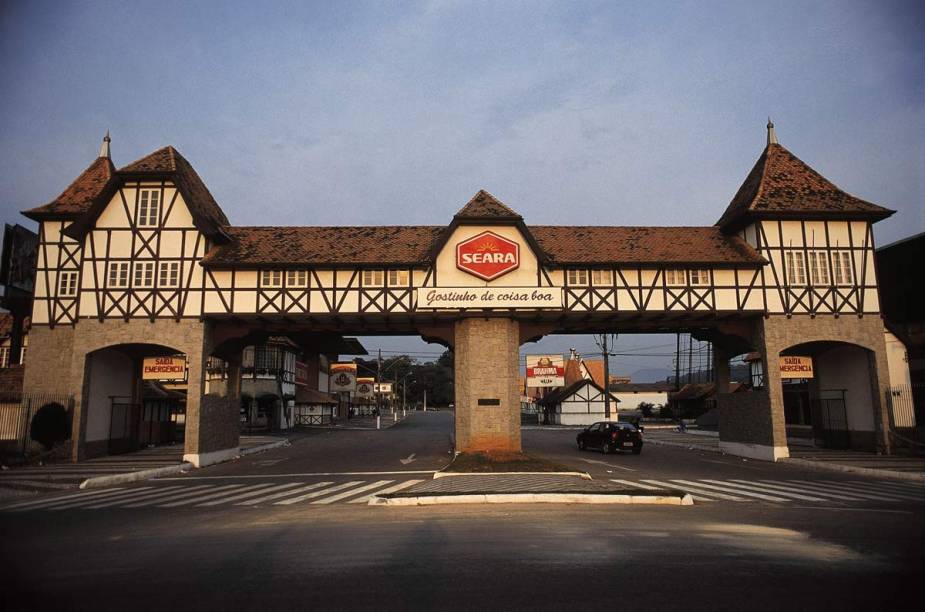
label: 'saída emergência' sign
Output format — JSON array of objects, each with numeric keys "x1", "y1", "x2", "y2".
[
  {"x1": 526, "y1": 355, "x2": 565, "y2": 388},
  {"x1": 416, "y1": 287, "x2": 562, "y2": 309},
  {"x1": 779, "y1": 356, "x2": 814, "y2": 379},
  {"x1": 329, "y1": 363, "x2": 357, "y2": 392},
  {"x1": 142, "y1": 356, "x2": 187, "y2": 381}
]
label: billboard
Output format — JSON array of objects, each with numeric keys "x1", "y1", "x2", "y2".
[
  {"x1": 779, "y1": 356, "x2": 814, "y2": 379},
  {"x1": 374, "y1": 382, "x2": 393, "y2": 394},
  {"x1": 0, "y1": 224, "x2": 38, "y2": 295},
  {"x1": 295, "y1": 361, "x2": 309, "y2": 386},
  {"x1": 329, "y1": 362, "x2": 357, "y2": 392},
  {"x1": 142, "y1": 356, "x2": 187, "y2": 381},
  {"x1": 526, "y1": 355, "x2": 565, "y2": 387},
  {"x1": 355, "y1": 377, "x2": 375, "y2": 398},
  {"x1": 456, "y1": 231, "x2": 520, "y2": 281}
]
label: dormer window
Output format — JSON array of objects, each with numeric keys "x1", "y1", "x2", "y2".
[{"x1": 137, "y1": 189, "x2": 160, "y2": 227}]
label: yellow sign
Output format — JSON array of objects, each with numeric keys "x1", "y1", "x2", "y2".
[
  {"x1": 142, "y1": 356, "x2": 187, "y2": 381},
  {"x1": 779, "y1": 356, "x2": 813, "y2": 379}
]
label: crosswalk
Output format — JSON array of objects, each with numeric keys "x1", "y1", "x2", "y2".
[
  {"x1": 0, "y1": 479, "x2": 425, "y2": 512},
  {"x1": 610, "y1": 478, "x2": 925, "y2": 503}
]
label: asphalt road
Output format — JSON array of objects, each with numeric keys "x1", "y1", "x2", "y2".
[{"x1": 2, "y1": 412, "x2": 923, "y2": 611}]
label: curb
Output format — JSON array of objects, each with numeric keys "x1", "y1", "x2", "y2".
[
  {"x1": 433, "y1": 470, "x2": 592, "y2": 480},
  {"x1": 644, "y1": 438, "x2": 723, "y2": 454},
  {"x1": 781, "y1": 457, "x2": 925, "y2": 482},
  {"x1": 80, "y1": 462, "x2": 193, "y2": 489},
  {"x1": 370, "y1": 492, "x2": 693, "y2": 506},
  {"x1": 239, "y1": 439, "x2": 290, "y2": 456}
]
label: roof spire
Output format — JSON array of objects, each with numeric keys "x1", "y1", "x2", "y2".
[
  {"x1": 99, "y1": 130, "x2": 111, "y2": 159},
  {"x1": 766, "y1": 118, "x2": 778, "y2": 146}
]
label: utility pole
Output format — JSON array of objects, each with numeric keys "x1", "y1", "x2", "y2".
[
  {"x1": 376, "y1": 348, "x2": 382, "y2": 415},
  {"x1": 687, "y1": 334, "x2": 693, "y2": 386},
  {"x1": 674, "y1": 332, "x2": 681, "y2": 391},
  {"x1": 602, "y1": 334, "x2": 612, "y2": 420}
]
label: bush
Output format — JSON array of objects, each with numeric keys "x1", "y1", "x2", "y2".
[
  {"x1": 30, "y1": 402, "x2": 71, "y2": 450},
  {"x1": 658, "y1": 404, "x2": 674, "y2": 419},
  {"x1": 638, "y1": 402, "x2": 654, "y2": 418}
]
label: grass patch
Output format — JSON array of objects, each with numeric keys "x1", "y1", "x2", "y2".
[{"x1": 444, "y1": 451, "x2": 576, "y2": 473}]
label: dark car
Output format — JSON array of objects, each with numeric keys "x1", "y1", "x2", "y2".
[{"x1": 577, "y1": 421, "x2": 643, "y2": 455}]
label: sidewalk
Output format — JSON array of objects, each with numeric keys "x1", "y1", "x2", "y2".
[
  {"x1": 0, "y1": 434, "x2": 288, "y2": 497},
  {"x1": 642, "y1": 428, "x2": 925, "y2": 481},
  {"x1": 371, "y1": 473, "x2": 691, "y2": 506}
]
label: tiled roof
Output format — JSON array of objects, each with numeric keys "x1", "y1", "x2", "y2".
[
  {"x1": 203, "y1": 223, "x2": 763, "y2": 267},
  {"x1": 23, "y1": 157, "x2": 117, "y2": 218},
  {"x1": 530, "y1": 226, "x2": 764, "y2": 265},
  {"x1": 203, "y1": 226, "x2": 446, "y2": 266},
  {"x1": 118, "y1": 146, "x2": 230, "y2": 236},
  {"x1": 716, "y1": 143, "x2": 893, "y2": 230},
  {"x1": 455, "y1": 190, "x2": 522, "y2": 218}
]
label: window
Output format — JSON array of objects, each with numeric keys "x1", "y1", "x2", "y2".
[
  {"x1": 363, "y1": 270, "x2": 384, "y2": 286},
  {"x1": 137, "y1": 189, "x2": 160, "y2": 227},
  {"x1": 107, "y1": 262, "x2": 129, "y2": 288},
  {"x1": 566, "y1": 269, "x2": 588, "y2": 285},
  {"x1": 664, "y1": 269, "x2": 684, "y2": 286},
  {"x1": 58, "y1": 271, "x2": 79, "y2": 297},
  {"x1": 0, "y1": 346, "x2": 9, "y2": 369},
  {"x1": 808, "y1": 251, "x2": 829, "y2": 285},
  {"x1": 134, "y1": 262, "x2": 155, "y2": 287},
  {"x1": 286, "y1": 270, "x2": 307, "y2": 287},
  {"x1": 832, "y1": 251, "x2": 853, "y2": 286},
  {"x1": 750, "y1": 359, "x2": 764, "y2": 389},
  {"x1": 689, "y1": 269, "x2": 711, "y2": 286},
  {"x1": 591, "y1": 269, "x2": 612, "y2": 286},
  {"x1": 159, "y1": 262, "x2": 181, "y2": 287},
  {"x1": 387, "y1": 270, "x2": 409, "y2": 286},
  {"x1": 785, "y1": 251, "x2": 806, "y2": 285},
  {"x1": 261, "y1": 270, "x2": 282, "y2": 287}
]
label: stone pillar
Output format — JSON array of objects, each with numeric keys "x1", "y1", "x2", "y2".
[
  {"x1": 183, "y1": 322, "x2": 241, "y2": 467},
  {"x1": 454, "y1": 317, "x2": 521, "y2": 453},
  {"x1": 713, "y1": 345, "x2": 731, "y2": 394}
]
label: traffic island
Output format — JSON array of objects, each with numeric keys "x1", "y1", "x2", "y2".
[
  {"x1": 436, "y1": 451, "x2": 588, "y2": 478},
  {"x1": 370, "y1": 472, "x2": 693, "y2": 506}
]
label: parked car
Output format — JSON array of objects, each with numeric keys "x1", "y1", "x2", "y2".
[{"x1": 577, "y1": 421, "x2": 643, "y2": 455}]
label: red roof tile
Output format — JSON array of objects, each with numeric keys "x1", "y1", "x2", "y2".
[
  {"x1": 23, "y1": 157, "x2": 117, "y2": 218},
  {"x1": 716, "y1": 143, "x2": 893, "y2": 230},
  {"x1": 455, "y1": 189, "x2": 521, "y2": 218}
]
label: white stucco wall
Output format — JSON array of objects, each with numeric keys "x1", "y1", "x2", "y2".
[
  {"x1": 613, "y1": 392, "x2": 668, "y2": 410},
  {"x1": 814, "y1": 345, "x2": 875, "y2": 433}
]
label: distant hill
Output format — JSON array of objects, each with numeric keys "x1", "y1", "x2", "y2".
[{"x1": 627, "y1": 367, "x2": 672, "y2": 383}]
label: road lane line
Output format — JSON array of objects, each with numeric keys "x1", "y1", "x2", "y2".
[
  {"x1": 237, "y1": 482, "x2": 334, "y2": 506},
  {"x1": 348, "y1": 479, "x2": 423, "y2": 503},
  {"x1": 196, "y1": 483, "x2": 304, "y2": 507},
  {"x1": 312, "y1": 480, "x2": 393, "y2": 505},
  {"x1": 274, "y1": 481, "x2": 363, "y2": 505}
]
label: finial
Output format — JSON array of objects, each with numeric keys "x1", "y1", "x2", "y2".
[
  {"x1": 766, "y1": 117, "x2": 778, "y2": 146},
  {"x1": 99, "y1": 130, "x2": 111, "y2": 158}
]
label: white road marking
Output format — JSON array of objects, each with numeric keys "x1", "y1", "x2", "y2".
[
  {"x1": 610, "y1": 479, "x2": 662, "y2": 490},
  {"x1": 813, "y1": 481, "x2": 925, "y2": 502},
  {"x1": 157, "y1": 485, "x2": 258, "y2": 507},
  {"x1": 847, "y1": 481, "x2": 925, "y2": 500},
  {"x1": 274, "y1": 481, "x2": 363, "y2": 505},
  {"x1": 782, "y1": 480, "x2": 904, "y2": 502},
  {"x1": 41, "y1": 487, "x2": 156, "y2": 511},
  {"x1": 348, "y1": 479, "x2": 423, "y2": 504},
  {"x1": 753, "y1": 480, "x2": 866, "y2": 501},
  {"x1": 400, "y1": 454, "x2": 416, "y2": 465},
  {"x1": 80, "y1": 486, "x2": 191, "y2": 509},
  {"x1": 312, "y1": 480, "x2": 394, "y2": 505},
  {"x1": 237, "y1": 482, "x2": 333, "y2": 506},
  {"x1": 2, "y1": 487, "x2": 125, "y2": 511},
  {"x1": 579, "y1": 458, "x2": 637, "y2": 472},
  {"x1": 155, "y1": 470, "x2": 439, "y2": 481},
  {"x1": 642, "y1": 479, "x2": 741, "y2": 501},
  {"x1": 711, "y1": 479, "x2": 830, "y2": 502},
  {"x1": 675, "y1": 480, "x2": 788, "y2": 502},
  {"x1": 121, "y1": 485, "x2": 226, "y2": 508},
  {"x1": 197, "y1": 483, "x2": 303, "y2": 507}
]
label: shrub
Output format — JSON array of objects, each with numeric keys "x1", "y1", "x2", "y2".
[
  {"x1": 638, "y1": 402, "x2": 654, "y2": 418},
  {"x1": 658, "y1": 404, "x2": 674, "y2": 419},
  {"x1": 30, "y1": 402, "x2": 71, "y2": 450}
]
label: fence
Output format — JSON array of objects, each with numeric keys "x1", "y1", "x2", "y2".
[
  {"x1": 0, "y1": 392, "x2": 75, "y2": 464},
  {"x1": 886, "y1": 383, "x2": 922, "y2": 429}
]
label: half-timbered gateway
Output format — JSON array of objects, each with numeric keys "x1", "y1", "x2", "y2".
[{"x1": 20, "y1": 123, "x2": 901, "y2": 465}]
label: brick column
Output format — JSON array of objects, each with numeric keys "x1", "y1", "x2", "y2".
[{"x1": 454, "y1": 317, "x2": 521, "y2": 453}]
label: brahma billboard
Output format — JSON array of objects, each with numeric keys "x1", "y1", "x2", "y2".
[
  {"x1": 526, "y1": 355, "x2": 565, "y2": 388},
  {"x1": 329, "y1": 362, "x2": 357, "y2": 392},
  {"x1": 456, "y1": 231, "x2": 519, "y2": 281}
]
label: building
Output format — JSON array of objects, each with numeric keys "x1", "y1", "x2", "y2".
[
  {"x1": 610, "y1": 381, "x2": 672, "y2": 412},
  {"x1": 18, "y1": 122, "x2": 901, "y2": 464},
  {"x1": 536, "y1": 379, "x2": 620, "y2": 425}
]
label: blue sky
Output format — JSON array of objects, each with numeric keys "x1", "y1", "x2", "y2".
[{"x1": 1, "y1": 1, "x2": 922, "y2": 376}]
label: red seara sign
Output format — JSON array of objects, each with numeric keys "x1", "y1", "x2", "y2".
[{"x1": 456, "y1": 231, "x2": 520, "y2": 281}]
